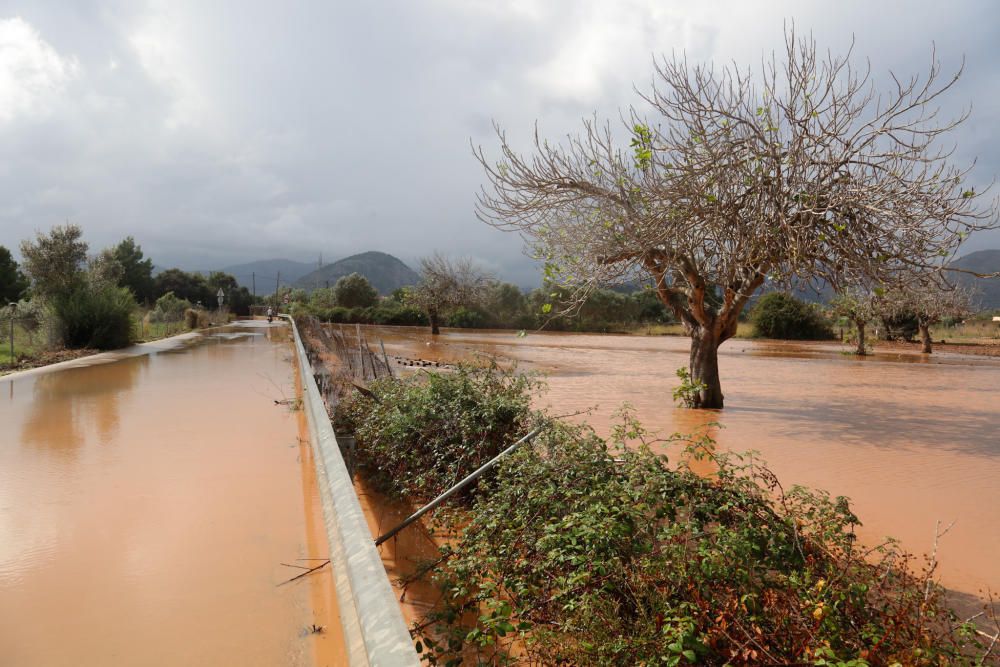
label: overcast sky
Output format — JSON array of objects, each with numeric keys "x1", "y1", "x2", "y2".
[{"x1": 1, "y1": 1, "x2": 998, "y2": 285}]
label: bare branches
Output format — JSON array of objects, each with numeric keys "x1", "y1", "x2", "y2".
[
  {"x1": 475, "y1": 29, "x2": 997, "y2": 328},
  {"x1": 408, "y1": 253, "x2": 492, "y2": 334}
]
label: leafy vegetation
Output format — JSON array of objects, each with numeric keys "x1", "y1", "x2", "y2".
[
  {"x1": 750, "y1": 293, "x2": 834, "y2": 340},
  {"x1": 51, "y1": 284, "x2": 136, "y2": 350},
  {"x1": 336, "y1": 362, "x2": 537, "y2": 502},
  {"x1": 335, "y1": 366, "x2": 991, "y2": 666}
]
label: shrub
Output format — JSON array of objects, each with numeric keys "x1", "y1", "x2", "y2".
[
  {"x1": 447, "y1": 306, "x2": 487, "y2": 329},
  {"x1": 52, "y1": 284, "x2": 136, "y2": 350},
  {"x1": 183, "y1": 308, "x2": 210, "y2": 329},
  {"x1": 417, "y1": 418, "x2": 986, "y2": 665},
  {"x1": 149, "y1": 291, "x2": 191, "y2": 323},
  {"x1": 331, "y1": 356, "x2": 988, "y2": 664},
  {"x1": 335, "y1": 362, "x2": 538, "y2": 502},
  {"x1": 751, "y1": 292, "x2": 834, "y2": 340}
]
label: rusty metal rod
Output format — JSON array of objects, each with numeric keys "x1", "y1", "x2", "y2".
[{"x1": 373, "y1": 424, "x2": 546, "y2": 546}]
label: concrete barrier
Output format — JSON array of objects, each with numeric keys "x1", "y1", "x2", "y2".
[{"x1": 285, "y1": 316, "x2": 420, "y2": 667}]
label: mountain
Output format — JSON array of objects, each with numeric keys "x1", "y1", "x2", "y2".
[
  {"x1": 219, "y1": 259, "x2": 316, "y2": 289},
  {"x1": 950, "y1": 249, "x2": 1000, "y2": 310},
  {"x1": 293, "y1": 251, "x2": 420, "y2": 294}
]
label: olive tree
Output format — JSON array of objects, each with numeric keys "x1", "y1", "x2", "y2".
[
  {"x1": 333, "y1": 272, "x2": 379, "y2": 308},
  {"x1": 19, "y1": 223, "x2": 88, "y2": 299},
  {"x1": 409, "y1": 254, "x2": 489, "y2": 334},
  {"x1": 475, "y1": 30, "x2": 996, "y2": 408}
]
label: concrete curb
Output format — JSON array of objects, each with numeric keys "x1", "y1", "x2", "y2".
[{"x1": 285, "y1": 315, "x2": 421, "y2": 667}]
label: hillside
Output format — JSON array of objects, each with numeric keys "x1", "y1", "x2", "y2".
[
  {"x1": 951, "y1": 249, "x2": 1000, "y2": 309},
  {"x1": 293, "y1": 251, "x2": 420, "y2": 294},
  {"x1": 220, "y1": 259, "x2": 316, "y2": 288}
]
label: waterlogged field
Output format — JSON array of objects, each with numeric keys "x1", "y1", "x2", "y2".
[{"x1": 364, "y1": 324, "x2": 1000, "y2": 614}]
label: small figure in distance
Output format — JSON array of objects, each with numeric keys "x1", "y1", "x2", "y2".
[{"x1": 266, "y1": 306, "x2": 274, "y2": 323}]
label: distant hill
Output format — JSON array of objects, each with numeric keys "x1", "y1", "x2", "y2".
[
  {"x1": 220, "y1": 259, "x2": 316, "y2": 288},
  {"x1": 950, "y1": 249, "x2": 1000, "y2": 310},
  {"x1": 293, "y1": 251, "x2": 420, "y2": 294}
]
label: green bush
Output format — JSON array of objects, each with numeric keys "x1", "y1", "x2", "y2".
[
  {"x1": 332, "y1": 358, "x2": 986, "y2": 664},
  {"x1": 336, "y1": 362, "x2": 538, "y2": 502},
  {"x1": 414, "y1": 420, "x2": 981, "y2": 665},
  {"x1": 149, "y1": 291, "x2": 192, "y2": 323},
  {"x1": 52, "y1": 284, "x2": 137, "y2": 350},
  {"x1": 447, "y1": 306, "x2": 488, "y2": 329},
  {"x1": 750, "y1": 292, "x2": 834, "y2": 340}
]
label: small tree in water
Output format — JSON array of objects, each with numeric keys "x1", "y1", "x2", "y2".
[
  {"x1": 830, "y1": 289, "x2": 880, "y2": 355},
  {"x1": 880, "y1": 282, "x2": 975, "y2": 353},
  {"x1": 475, "y1": 29, "x2": 996, "y2": 408}
]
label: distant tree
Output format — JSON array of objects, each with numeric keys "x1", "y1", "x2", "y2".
[
  {"x1": 88, "y1": 248, "x2": 124, "y2": 289},
  {"x1": 475, "y1": 30, "x2": 997, "y2": 408},
  {"x1": 830, "y1": 289, "x2": 880, "y2": 355},
  {"x1": 409, "y1": 254, "x2": 490, "y2": 334},
  {"x1": 206, "y1": 272, "x2": 252, "y2": 314},
  {"x1": 309, "y1": 287, "x2": 337, "y2": 310},
  {"x1": 154, "y1": 269, "x2": 212, "y2": 305},
  {"x1": 19, "y1": 223, "x2": 88, "y2": 299},
  {"x1": 483, "y1": 281, "x2": 528, "y2": 327},
  {"x1": 111, "y1": 237, "x2": 155, "y2": 303},
  {"x1": 333, "y1": 272, "x2": 378, "y2": 308},
  {"x1": 0, "y1": 246, "x2": 28, "y2": 303},
  {"x1": 750, "y1": 293, "x2": 833, "y2": 340},
  {"x1": 881, "y1": 283, "x2": 974, "y2": 353}
]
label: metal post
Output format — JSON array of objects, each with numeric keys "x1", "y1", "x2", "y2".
[
  {"x1": 8, "y1": 303, "x2": 15, "y2": 362},
  {"x1": 373, "y1": 424, "x2": 546, "y2": 546}
]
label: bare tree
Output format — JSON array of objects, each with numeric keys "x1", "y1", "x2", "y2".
[
  {"x1": 880, "y1": 282, "x2": 975, "y2": 353},
  {"x1": 409, "y1": 254, "x2": 490, "y2": 335},
  {"x1": 830, "y1": 289, "x2": 880, "y2": 355},
  {"x1": 475, "y1": 29, "x2": 996, "y2": 408}
]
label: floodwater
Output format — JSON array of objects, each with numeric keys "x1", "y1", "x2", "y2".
[
  {"x1": 365, "y1": 325, "x2": 1000, "y2": 612},
  {"x1": 0, "y1": 322, "x2": 345, "y2": 666}
]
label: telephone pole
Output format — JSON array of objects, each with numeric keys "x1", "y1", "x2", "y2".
[{"x1": 275, "y1": 272, "x2": 280, "y2": 307}]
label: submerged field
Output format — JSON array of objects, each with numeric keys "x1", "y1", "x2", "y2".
[{"x1": 354, "y1": 324, "x2": 1000, "y2": 615}]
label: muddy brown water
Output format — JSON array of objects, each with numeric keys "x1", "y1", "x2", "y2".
[
  {"x1": 0, "y1": 322, "x2": 344, "y2": 666},
  {"x1": 357, "y1": 324, "x2": 1000, "y2": 615}
]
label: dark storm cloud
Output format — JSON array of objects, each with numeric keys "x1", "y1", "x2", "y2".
[{"x1": 1, "y1": 0, "x2": 998, "y2": 285}]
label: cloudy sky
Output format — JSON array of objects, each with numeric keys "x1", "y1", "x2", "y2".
[{"x1": 1, "y1": 0, "x2": 998, "y2": 285}]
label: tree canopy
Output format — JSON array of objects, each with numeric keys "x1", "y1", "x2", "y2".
[
  {"x1": 19, "y1": 224, "x2": 88, "y2": 299},
  {"x1": 476, "y1": 29, "x2": 997, "y2": 407},
  {"x1": 0, "y1": 246, "x2": 28, "y2": 303}
]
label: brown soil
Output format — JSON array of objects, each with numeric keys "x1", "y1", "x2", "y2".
[{"x1": 0, "y1": 347, "x2": 99, "y2": 375}]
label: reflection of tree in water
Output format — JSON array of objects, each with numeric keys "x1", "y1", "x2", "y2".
[{"x1": 20, "y1": 356, "x2": 148, "y2": 455}]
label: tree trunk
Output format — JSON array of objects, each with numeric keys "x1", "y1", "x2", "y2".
[
  {"x1": 918, "y1": 323, "x2": 932, "y2": 354},
  {"x1": 428, "y1": 309, "x2": 440, "y2": 336},
  {"x1": 689, "y1": 327, "x2": 724, "y2": 409},
  {"x1": 855, "y1": 321, "x2": 867, "y2": 356}
]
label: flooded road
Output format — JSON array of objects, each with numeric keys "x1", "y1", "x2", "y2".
[
  {"x1": 0, "y1": 322, "x2": 344, "y2": 666},
  {"x1": 366, "y1": 325, "x2": 1000, "y2": 610}
]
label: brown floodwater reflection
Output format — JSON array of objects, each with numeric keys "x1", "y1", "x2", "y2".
[
  {"x1": 363, "y1": 325, "x2": 1000, "y2": 612},
  {"x1": 0, "y1": 322, "x2": 343, "y2": 666}
]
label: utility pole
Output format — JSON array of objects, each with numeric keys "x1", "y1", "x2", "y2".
[
  {"x1": 252, "y1": 272, "x2": 256, "y2": 303},
  {"x1": 275, "y1": 272, "x2": 280, "y2": 308}
]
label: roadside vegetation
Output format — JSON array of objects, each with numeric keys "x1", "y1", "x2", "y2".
[
  {"x1": 334, "y1": 363, "x2": 995, "y2": 665},
  {"x1": 0, "y1": 224, "x2": 256, "y2": 373}
]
